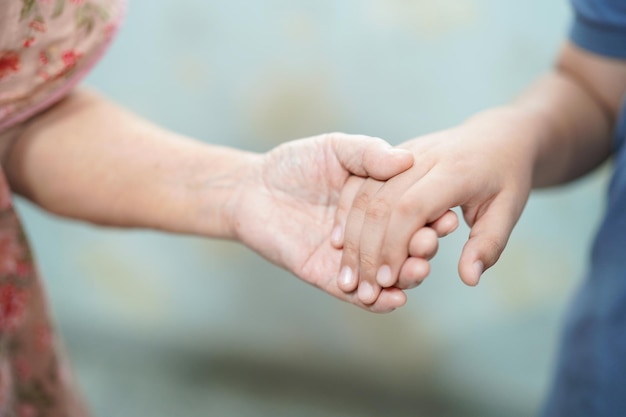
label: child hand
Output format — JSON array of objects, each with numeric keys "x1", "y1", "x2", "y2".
[
  {"x1": 332, "y1": 109, "x2": 537, "y2": 304},
  {"x1": 331, "y1": 173, "x2": 458, "y2": 299}
]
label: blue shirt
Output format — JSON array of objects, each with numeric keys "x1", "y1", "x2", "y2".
[{"x1": 542, "y1": 1, "x2": 626, "y2": 416}]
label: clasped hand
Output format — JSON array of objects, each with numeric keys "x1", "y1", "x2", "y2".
[
  {"x1": 236, "y1": 110, "x2": 534, "y2": 313},
  {"x1": 329, "y1": 110, "x2": 535, "y2": 307}
]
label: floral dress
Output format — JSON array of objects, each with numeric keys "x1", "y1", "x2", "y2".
[{"x1": 0, "y1": 1, "x2": 124, "y2": 415}]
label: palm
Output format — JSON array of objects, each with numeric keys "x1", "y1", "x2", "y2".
[
  {"x1": 232, "y1": 135, "x2": 407, "y2": 312},
  {"x1": 236, "y1": 138, "x2": 349, "y2": 291}
]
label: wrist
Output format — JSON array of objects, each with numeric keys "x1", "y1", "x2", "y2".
[
  {"x1": 464, "y1": 106, "x2": 547, "y2": 180},
  {"x1": 187, "y1": 146, "x2": 262, "y2": 240}
]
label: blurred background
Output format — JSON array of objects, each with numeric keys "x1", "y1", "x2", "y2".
[{"x1": 14, "y1": 0, "x2": 609, "y2": 416}]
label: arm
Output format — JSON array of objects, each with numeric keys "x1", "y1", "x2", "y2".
[
  {"x1": 515, "y1": 42, "x2": 626, "y2": 187},
  {"x1": 2, "y1": 88, "x2": 253, "y2": 238},
  {"x1": 1, "y1": 88, "x2": 416, "y2": 312},
  {"x1": 334, "y1": 42, "x2": 626, "y2": 304}
]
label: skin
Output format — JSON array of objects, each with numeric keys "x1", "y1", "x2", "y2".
[
  {"x1": 0, "y1": 88, "x2": 421, "y2": 313},
  {"x1": 335, "y1": 42, "x2": 626, "y2": 304}
]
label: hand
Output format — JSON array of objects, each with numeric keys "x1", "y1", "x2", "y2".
[
  {"x1": 332, "y1": 174, "x2": 458, "y2": 302},
  {"x1": 335, "y1": 109, "x2": 537, "y2": 304},
  {"x1": 229, "y1": 132, "x2": 415, "y2": 313}
]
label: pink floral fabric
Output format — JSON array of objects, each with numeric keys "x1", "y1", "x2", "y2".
[
  {"x1": 0, "y1": 172, "x2": 89, "y2": 417},
  {"x1": 1, "y1": 0, "x2": 124, "y2": 415},
  {"x1": 0, "y1": 0, "x2": 125, "y2": 131}
]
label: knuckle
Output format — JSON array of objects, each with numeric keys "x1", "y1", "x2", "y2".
[
  {"x1": 365, "y1": 198, "x2": 392, "y2": 223},
  {"x1": 352, "y1": 191, "x2": 372, "y2": 211},
  {"x1": 383, "y1": 241, "x2": 409, "y2": 263},
  {"x1": 481, "y1": 237, "x2": 504, "y2": 266},
  {"x1": 342, "y1": 240, "x2": 359, "y2": 260},
  {"x1": 320, "y1": 132, "x2": 344, "y2": 150},
  {"x1": 323, "y1": 131, "x2": 342, "y2": 141},
  {"x1": 396, "y1": 195, "x2": 420, "y2": 218},
  {"x1": 359, "y1": 253, "x2": 379, "y2": 274},
  {"x1": 336, "y1": 197, "x2": 350, "y2": 215}
]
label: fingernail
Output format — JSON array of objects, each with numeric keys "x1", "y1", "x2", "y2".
[
  {"x1": 473, "y1": 261, "x2": 484, "y2": 284},
  {"x1": 376, "y1": 265, "x2": 393, "y2": 287},
  {"x1": 331, "y1": 225, "x2": 342, "y2": 246},
  {"x1": 358, "y1": 281, "x2": 375, "y2": 303},
  {"x1": 339, "y1": 266, "x2": 354, "y2": 288}
]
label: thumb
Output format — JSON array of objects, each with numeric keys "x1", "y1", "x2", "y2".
[
  {"x1": 458, "y1": 196, "x2": 522, "y2": 286},
  {"x1": 328, "y1": 133, "x2": 414, "y2": 180}
]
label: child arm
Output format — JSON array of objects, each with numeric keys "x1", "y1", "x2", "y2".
[{"x1": 337, "y1": 42, "x2": 626, "y2": 304}]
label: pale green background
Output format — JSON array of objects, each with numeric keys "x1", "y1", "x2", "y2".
[{"x1": 15, "y1": 0, "x2": 608, "y2": 416}]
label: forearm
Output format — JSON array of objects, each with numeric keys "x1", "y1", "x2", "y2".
[
  {"x1": 511, "y1": 64, "x2": 612, "y2": 187},
  {"x1": 465, "y1": 42, "x2": 626, "y2": 188},
  {"x1": 1, "y1": 88, "x2": 258, "y2": 238}
]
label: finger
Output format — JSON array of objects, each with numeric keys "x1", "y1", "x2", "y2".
[
  {"x1": 409, "y1": 227, "x2": 439, "y2": 260},
  {"x1": 338, "y1": 179, "x2": 385, "y2": 301},
  {"x1": 379, "y1": 175, "x2": 462, "y2": 288},
  {"x1": 332, "y1": 274, "x2": 406, "y2": 313},
  {"x1": 338, "y1": 262, "x2": 358, "y2": 293},
  {"x1": 353, "y1": 171, "x2": 429, "y2": 292},
  {"x1": 331, "y1": 175, "x2": 365, "y2": 249},
  {"x1": 328, "y1": 133, "x2": 414, "y2": 180},
  {"x1": 366, "y1": 287, "x2": 407, "y2": 313},
  {"x1": 429, "y1": 209, "x2": 459, "y2": 238},
  {"x1": 396, "y1": 257, "x2": 430, "y2": 289},
  {"x1": 408, "y1": 227, "x2": 439, "y2": 260},
  {"x1": 393, "y1": 227, "x2": 439, "y2": 290},
  {"x1": 457, "y1": 195, "x2": 521, "y2": 286},
  {"x1": 337, "y1": 178, "x2": 383, "y2": 293}
]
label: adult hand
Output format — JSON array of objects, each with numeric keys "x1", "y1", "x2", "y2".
[{"x1": 229, "y1": 133, "x2": 415, "y2": 313}]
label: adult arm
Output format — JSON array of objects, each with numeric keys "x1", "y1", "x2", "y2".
[{"x1": 0, "y1": 88, "x2": 415, "y2": 312}]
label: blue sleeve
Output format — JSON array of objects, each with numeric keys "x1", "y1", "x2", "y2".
[{"x1": 570, "y1": 0, "x2": 626, "y2": 58}]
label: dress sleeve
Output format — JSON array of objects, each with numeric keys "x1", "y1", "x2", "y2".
[{"x1": 0, "y1": 0, "x2": 125, "y2": 132}]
